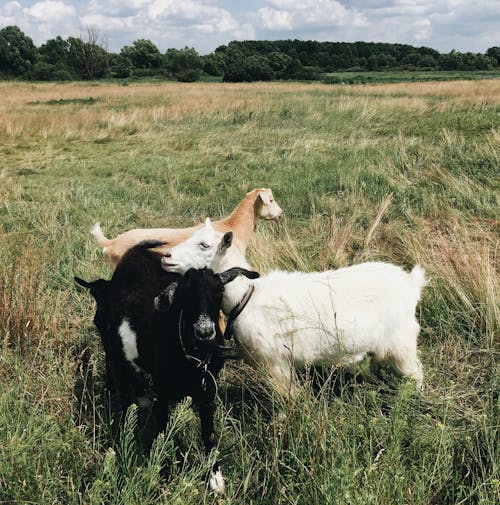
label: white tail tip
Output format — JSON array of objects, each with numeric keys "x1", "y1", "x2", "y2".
[
  {"x1": 91, "y1": 221, "x2": 109, "y2": 248},
  {"x1": 410, "y1": 265, "x2": 428, "y2": 290},
  {"x1": 91, "y1": 222, "x2": 101, "y2": 237}
]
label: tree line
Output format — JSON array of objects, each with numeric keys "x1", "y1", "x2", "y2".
[{"x1": 1, "y1": 25, "x2": 499, "y2": 82}]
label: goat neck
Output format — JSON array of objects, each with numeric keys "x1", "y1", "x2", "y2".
[
  {"x1": 217, "y1": 190, "x2": 259, "y2": 252},
  {"x1": 212, "y1": 247, "x2": 254, "y2": 315}
]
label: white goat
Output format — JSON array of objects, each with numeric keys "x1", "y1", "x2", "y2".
[
  {"x1": 92, "y1": 188, "x2": 282, "y2": 269},
  {"x1": 162, "y1": 220, "x2": 427, "y2": 394}
]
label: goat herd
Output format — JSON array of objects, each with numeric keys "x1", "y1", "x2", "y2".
[{"x1": 76, "y1": 188, "x2": 427, "y2": 494}]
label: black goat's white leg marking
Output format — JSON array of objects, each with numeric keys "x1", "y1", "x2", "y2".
[
  {"x1": 209, "y1": 467, "x2": 225, "y2": 494},
  {"x1": 198, "y1": 402, "x2": 225, "y2": 494},
  {"x1": 118, "y1": 318, "x2": 141, "y2": 372}
]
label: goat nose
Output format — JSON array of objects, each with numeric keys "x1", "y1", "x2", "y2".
[
  {"x1": 194, "y1": 324, "x2": 216, "y2": 341},
  {"x1": 164, "y1": 251, "x2": 171, "y2": 258}
]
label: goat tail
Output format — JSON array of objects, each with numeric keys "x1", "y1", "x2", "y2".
[
  {"x1": 409, "y1": 265, "x2": 428, "y2": 300},
  {"x1": 91, "y1": 222, "x2": 110, "y2": 248}
]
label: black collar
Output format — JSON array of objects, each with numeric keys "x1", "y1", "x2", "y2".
[{"x1": 223, "y1": 284, "x2": 255, "y2": 341}]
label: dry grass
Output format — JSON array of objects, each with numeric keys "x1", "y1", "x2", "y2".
[
  {"x1": 2, "y1": 80, "x2": 499, "y2": 145},
  {"x1": 344, "y1": 79, "x2": 500, "y2": 104}
]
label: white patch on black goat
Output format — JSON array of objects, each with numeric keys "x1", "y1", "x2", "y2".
[
  {"x1": 118, "y1": 318, "x2": 141, "y2": 372},
  {"x1": 209, "y1": 469, "x2": 225, "y2": 494}
]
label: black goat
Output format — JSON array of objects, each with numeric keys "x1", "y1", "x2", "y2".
[{"x1": 75, "y1": 240, "x2": 258, "y2": 493}]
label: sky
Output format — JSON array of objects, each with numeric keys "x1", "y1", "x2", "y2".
[{"x1": 0, "y1": 0, "x2": 499, "y2": 54}]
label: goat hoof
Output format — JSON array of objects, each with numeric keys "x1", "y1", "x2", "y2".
[{"x1": 209, "y1": 469, "x2": 226, "y2": 495}]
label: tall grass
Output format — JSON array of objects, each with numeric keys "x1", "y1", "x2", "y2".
[{"x1": 0, "y1": 80, "x2": 498, "y2": 504}]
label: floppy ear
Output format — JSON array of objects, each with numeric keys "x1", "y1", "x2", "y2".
[
  {"x1": 218, "y1": 231, "x2": 233, "y2": 252},
  {"x1": 74, "y1": 276, "x2": 92, "y2": 289},
  {"x1": 258, "y1": 190, "x2": 271, "y2": 205},
  {"x1": 74, "y1": 276, "x2": 108, "y2": 303},
  {"x1": 218, "y1": 267, "x2": 259, "y2": 285},
  {"x1": 154, "y1": 282, "x2": 179, "y2": 312}
]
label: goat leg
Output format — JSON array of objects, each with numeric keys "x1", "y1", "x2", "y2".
[{"x1": 197, "y1": 399, "x2": 225, "y2": 494}]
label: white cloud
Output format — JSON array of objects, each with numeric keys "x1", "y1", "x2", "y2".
[
  {"x1": 257, "y1": 8, "x2": 292, "y2": 31},
  {"x1": 0, "y1": 1, "x2": 81, "y2": 44},
  {"x1": 257, "y1": 0, "x2": 367, "y2": 30},
  {"x1": 25, "y1": 0, "x2": 76, "y2": 20},
  {"x1": 82, "y1": 0, "x2": 241, "y2": 51}
]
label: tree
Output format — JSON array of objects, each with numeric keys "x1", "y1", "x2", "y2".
[
  {"x1": 267, "y1": 51, "x2": 292, "y2": 78},
  {"x1": 485, "y1": 47, "x2": 500, "y2": 66},
  {"x1": 367, "y1": 54, "x2": 379, "y2": 70},
  {"x1": 35, "y1": 36, "x2": 75, "y2": 80},
  {"x1": 223, "y1": 53, "x2": 274, "y2": 82},
  {"x1": 165, "y1": 47, "x2": 203, "y2": 82},
  {"x1": 39, "y1": 36, "x2": 69, "y2": 65},
  {"x1": 0, "y1": 25, "x2": 38, "y2": 78},
  {"x1": 108, "y1": 53, "x2": 133, "y2": 78},
  {"x1": 439, "y1": 50, "x2": 463, "y2": 70},
  {"x1": 202, "y1": 52, "x2": 225, "y2": 76},
  {"x1": 67, "y1": 27, "x2": 108, "y2": 79},
  {"x1": 121, "y1": 39, "x2": 162, "y2": 71}
]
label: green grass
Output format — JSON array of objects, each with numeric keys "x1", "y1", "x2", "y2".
[
  {"x1": 322, "y1": 70, "x2": 500, "y2": 85},
  {"x1": 28, "y1": 97, "x2": 101, "y2": 106},
  {"x1": 0, "y1": 80, "x2": 498, "y2": 504}
]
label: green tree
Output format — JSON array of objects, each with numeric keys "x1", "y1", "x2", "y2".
[
  {"x1": 439, "y1": 50, "x2": 463, "y2": 70},
  {"x1": 108, "y1": 53, "x2": 133, "y2": 78},
  {"x1": 202, "y1": 52, "x2": 225, "y2": 76},
  {"x1": 0, "y1": 25, "x2": 38, "y2": 78},
  {"x1": 35, "y1": 36, "x2": 75, "y2": 80},
  {"x1": 367, "y1": 54, "x2": 379, "y2": 70},
  {"x1": 121, "y1": 39, "x2": 162, "y2": 71},
  {"x1": 268, "y1": 51, "x2": 292, "y2": 78},
  {"x1": 39, "y1": 36, "x2": 69, "y2": 65},
  {"x1": 224, "y1": 53, "x2": 274, "y2": 82},
  {"x1": 383, "y1": 54, "x2": 398, "y2": 68},
  {"x1": 485, "y1": 46, "x2": 500, "y2": 66},
  {"x1": 67, "y1": 28, "x2": 108, "y2": 79},
  {"x1": 165, "y1": 47, "x2": 203, "y2": 82}
]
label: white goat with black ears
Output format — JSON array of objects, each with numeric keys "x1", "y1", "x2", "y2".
[{"x1": 161, "y1": 219, "x2": 427, "y2": 395}]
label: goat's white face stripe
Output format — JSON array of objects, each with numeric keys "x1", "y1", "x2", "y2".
[
  {"x1": 194, "y1": 313, "x2": 215, "y2": 335},
  {"x1": 118, "y1": 318, "x2": 141, "y2": 371},
  {"x1": 162, "y1": 218, "x2": 223, "y2": 274}
]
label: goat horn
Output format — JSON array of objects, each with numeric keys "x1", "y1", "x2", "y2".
[{"x1": 218, "y1": 268, "x2": 259, "y2": 285}]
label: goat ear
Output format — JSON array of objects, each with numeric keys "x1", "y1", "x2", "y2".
[
  {"x1": 258, "y1": 190, "x2": 271, "y2": 205},
  {"x1": 74, "y1": 276, "x2": 108, "y2": 302},
  {"x1": 218, "y1": 231, "x2": 233, "y2": 252},
  {"x1": 204, "y1": 217, "x2": 212, "y2": 227},
  {"x1": 74, "y1": 276, "x2": 92, "y2": 289},
  {"x1": 218, "y1": 267, "x2": 259, "y2": 285},
  {"x1": 154, "y1": 282, "x2": 178, "y2": 312}
]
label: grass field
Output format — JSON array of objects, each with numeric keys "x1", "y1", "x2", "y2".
[
  {"x1": 0, "y1": 79, "x2": 498, "y2": 504},
  {"x1": 322, "y1": 70, "x2": 500, "y2": 85}
]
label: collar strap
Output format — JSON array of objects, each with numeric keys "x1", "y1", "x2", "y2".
[{"x1": 224, "y1": 284, "x2": 255, "y2": 340}]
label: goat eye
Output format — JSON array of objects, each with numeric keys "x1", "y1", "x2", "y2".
[{"x1": 199, "y1": 242, "x2": 210, "y2": 250}]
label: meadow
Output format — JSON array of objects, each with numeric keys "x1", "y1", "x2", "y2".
[
  {"x1": 321, "y1": 70, "x2": 500, "y2": 85},
  {"x1": 0, "y1": 79, "x2": 498, "y2": 504}
]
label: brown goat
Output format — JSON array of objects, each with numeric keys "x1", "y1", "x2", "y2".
[{"x1": 92, "y1": 188, "x2": 282, "y2": 269}]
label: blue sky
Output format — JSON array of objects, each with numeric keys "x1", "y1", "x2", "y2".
[{"x1": 1, "y1": 1, "x2": 499, "y2": 54}]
